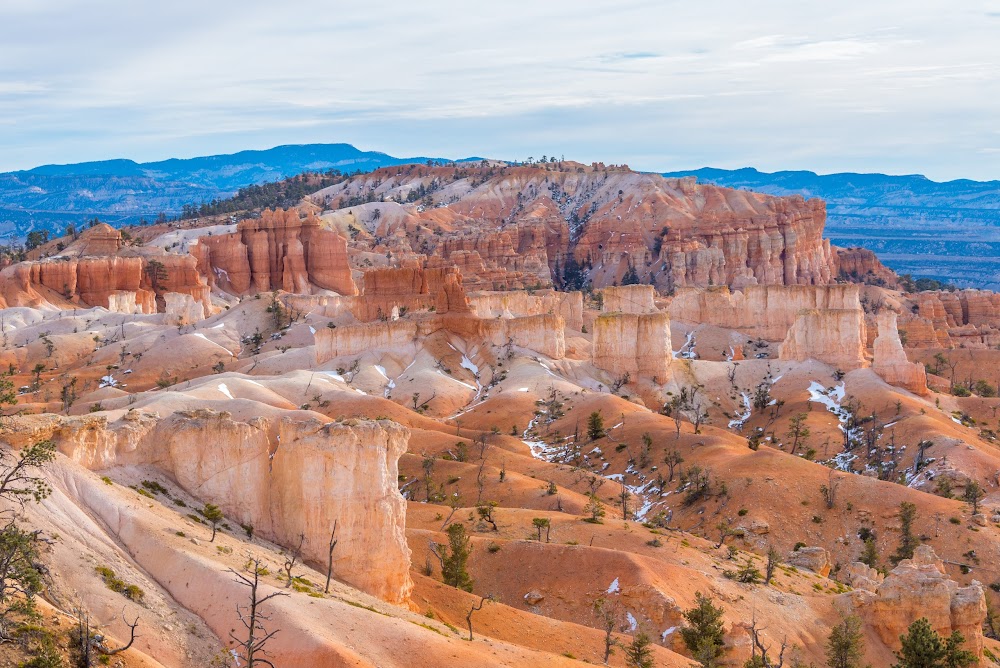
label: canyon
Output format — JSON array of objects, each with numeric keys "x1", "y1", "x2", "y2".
[{"x1": 2, "y1": 160, "x2": 1000, "y2": 667}]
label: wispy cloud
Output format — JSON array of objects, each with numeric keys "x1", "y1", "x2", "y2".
[{"x1": 0, "y1": 0, "x2": 996, "y2": 180}]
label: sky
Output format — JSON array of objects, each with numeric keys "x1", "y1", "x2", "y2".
[{"x1": 1, "y1": 0, "x2": 999, "y2": 180}]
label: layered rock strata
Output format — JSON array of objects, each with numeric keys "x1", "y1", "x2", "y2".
[
  {"x1": 856, "y1": 546, "x2": 986, "y2": 660},
  {"x1": 4, "y1": 410, "x2": 412, "y2": 604},
  {"x1": 592, "y1": 311, "x2": 671, "y2": 380},
  {"x1": 779, "y1": 308, "x2": 867, "y2": 370},
  {"x1": 468, "y1": 290, "x2": 583, "y2": 331},
  {"x1": 668, "y1": 284, "x2": 862, "y2": 341},
  {"x1": 600, "y1": 285, "x2": 657, "y2": 314},
  {"x1": 872, "y1": 312, "x2": 928, "y2": 394},
  {"x1": 314, "y1": 313, "x2": 566, "y2": 364},
  {"x1": 193, "y1": 209, "x2": 357, "y2": 296}
]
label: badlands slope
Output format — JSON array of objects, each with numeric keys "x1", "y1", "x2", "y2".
[{"x1": 0, "y1": 162, "x2": 999, "y2": 667}]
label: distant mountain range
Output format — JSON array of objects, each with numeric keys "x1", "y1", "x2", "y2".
[
  {"x1": 0, "y1": 143, "x2": 444, "y2": 238},
  {"x1": 664, "y1": 167, "x2": 1000, "y2": 290},
  {"x1": 3, "y1": 144, "x2": 999, "y2": 288}
]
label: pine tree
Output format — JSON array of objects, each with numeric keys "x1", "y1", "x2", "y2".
[
  {"x1": 583, "y1": 492, "x2": 606, "y2": 524},
  {"x1": 439, "y1": 523, "x2": 474, "y2": 592},
  {"x1": 587, "y1": 411, "x2": 605, "y2": 441},
  {"x1": 681, "y1": 592, "x2": 726, "y2": 667},
  {"x1": 860, "y1": 537, "x2": 879, "y2": 569},
  {"x1": 890, "y1": 502, "x2": 919, "y2": 566},
  {"x1": 826, "y1": 615, "x2": 868, "y2": 668},
  {"x1": 892, "y1": 618, "x2": 974, "y2": 668},
  {"x1": 621, "y1": 263, "x2": 640, "y2": 285},
  {"x1": 202, "y1": 503, "x2": 224, "y2": 542},
  {"x1": 623, "y1": 631, "x2": 655, "y2": 668}
]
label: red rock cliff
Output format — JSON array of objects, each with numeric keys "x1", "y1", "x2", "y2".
[{"x1": 193, "y1": 208, "x2": 356, "y2": 296}]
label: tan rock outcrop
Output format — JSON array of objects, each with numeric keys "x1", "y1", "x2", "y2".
[
  {"x1": 898, "y1": 289, "x2": 1000, "y2": 349},
  {"x1": 4, "y1": 410, "x2": 413, "y2": 604},
  {"x1": 0, "y1": 251, "x2": 211, "y2": 315},
  {"x1": 106, "y1": 290, "x2": 140, "y2": 314},
  {"x1": 601, "y1": 285, "x2": 657, "y2": 314},
  {"x1": 468, "y1": 290, "x2": 583, "y2": 331},
  {"x1": 779, "y1": 308, "x2": 867, "y2": 370},
  {"x1": 872, "y1": 312, "x2": 928, "y2": 394},
  {"x1": 834, "y1": 247, "x2": 897, "y2": 287},
  {"x1": 592, "y1": 311, "x2": 671, "y2": 380},
  {"x1": 860, "y1": 546, "x2": 986, "y2": 659},
  {"x1": 785, "y1": 547, "x2": 832, "y2": 577},
  {"x1": 841, "y1": 562, "x2": 885, "y2": 593},
  {"x1": 194, "y1": 209, "x2": 357, "y2": 296},
  {"x1": 668, "y1": 284, "x2": 861, "y2": 340},
  {"x1": 163, "y1": 292, "x2": 206, "y2": 326},
  {"x1": 314, "y1": 313, "x2": 566, "y2": 364}
]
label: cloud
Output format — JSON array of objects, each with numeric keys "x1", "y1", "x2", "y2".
[{"x1": 0, "y1": 0, "x2": 997, "y2": 181}]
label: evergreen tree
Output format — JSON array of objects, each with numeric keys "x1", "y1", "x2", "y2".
[
  {"x1": 892, "y1": 618, "x2": 974, "y2": 668},
  {"x1": 826, "y1": 615, "x2": 868, "y2": 668},
  {"x1": 587, "y1": 411, "x2": 605, "y2": 441},
  {"x1": 440, "y1": 523, "x2": 474, "y2": 592},
  {"x1": 680, "y1": 592, "x2": 726, "y2": 667},
  {"x1": 890, "y1": 502, "x2": 919, "y2": 565},
  {"x1": 623, "y1": 631, "x2": 655, "y2": 668},
  {"x1": 202, "y1": 503, "x2": 224, "y2": 542},
  {"x1": 860, "y1": 537, "x2": 879, "y2": 569},
  {"x1": 583, "y1": 492, "x2": 606, "y2": 524}
]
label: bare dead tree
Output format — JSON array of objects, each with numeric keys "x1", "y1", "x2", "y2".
[
  {"x1": 593, "y1": 595, "x2": 624, "y2": 664},
  {"x1": 466, "y1": 594, "x2": 495, "y2": 640},
  {"x1": 765, "y1": 545, "x2": 781, "y2": 585},
  {"x1": 228, "y1": 555, "x2": 290, "y2": 668},
  {"x1": 283, "y1": 533, "x2": 306, "y2": 588},
  {"x1": 746, "y1": 613, "x2": 788, "y2": 667},
  {"x1": 94, "y1": 608, "x2": 140, "y2": 656},
  {"x1": 325, "y1": 521, "x2": 339, "y2": 594}
]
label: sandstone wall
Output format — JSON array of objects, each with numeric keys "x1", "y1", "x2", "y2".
[
  {"x1": 3, "y1": 410, "x2": 413, "y2": 604},
  {"x1": 0, "y1": 252, "x2": 211, "y2": 314},
  {"x1": 898, "y1": 290, "x2": 1000, "y2": 349},
  {"x1": 778, "y1": 308, "x2": 867, "y2": 370},
  {"x1": 193, "y1": 209, "x2": 357, "y2": 297},
  {"x1": 834, "y1": 247, "x2": 897, "y2": 287},
  {"x1": 314, "y1": 313, "x2": 566, "y2": 364},
  {"x1": 600, "y1": 285, "x2": 657, "y2": 314},
  {"x1": 467, "y1": 289, "x2": 583, "y2": 331},
  {"x1": 668, "y1": 284, "x2": 862, "y2": 341},
  {"x1": 315, "y1": 320, "x2": 420, "y2": 363},
  {"x1": 858, "y1": 546, "x2": 985, "y2": 661},
  {"x1": 872, "y1": 312, "x2": 928, "y2": 394},
  {"x1": 163, "y1": 292, "x2": 206, "y2": 326},
  {"x1": 592, "y1": 311, "x2": 671, "y2": 380}
]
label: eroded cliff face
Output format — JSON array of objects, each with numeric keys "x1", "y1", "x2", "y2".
[
  {"x1": 313, "y1": 164, "x2": 842, "y2": 292},
  {"x1": 899, "y1": 289, "x2": 1000, "y2": 349},
  {"x1": 0, "y1": 252, "x2": 211, "y2": 314},
  {"x1": 600, "y1": 285, "x2": 657, "y2": 314},
  {"x1": 779, "y1": 308, "x2": 867, "y2": 370},
  {"x1": 468, "y1": 290, "x2": 583, "y2": 331},
  {"x1": 668, "y1": 284, "x2": 862, "y2": 340},
  {"x1": 834, "y1": 247, "x2": 898, "y2": 287},
  {"x1": 314, "y1": 312, "x2": 566, "y2": 364},
  {"x1": 592, "y1": 312, "x2": 671, "y2": 380},
  {"x1": 872, "y1": 312, "x2": 928, "y2": 394},
  {"x1": 855, "y1": 546, "x2": 986, "y2": 661},
  {"x1": 193, "y1": 208, "x2": 357, "y2": 297},
  {"x1": 358, "y1": 266, "x2": 470, "y2": 320},
  {"x1": 3, "y1": 410, "x2": 413, "y2": 604}
]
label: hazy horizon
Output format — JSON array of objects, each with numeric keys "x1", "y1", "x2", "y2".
[{"x1": 2, "y1": 0, "x2": 999, "y2": 180}]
